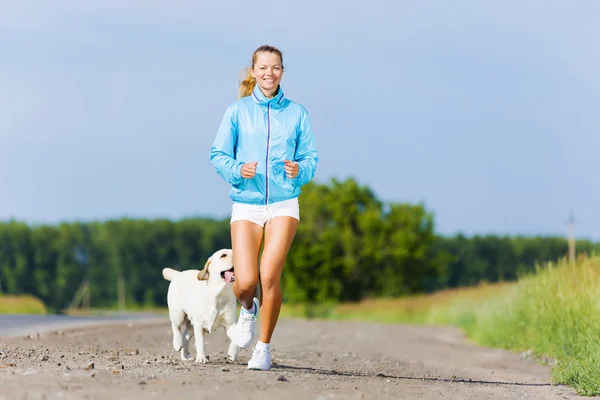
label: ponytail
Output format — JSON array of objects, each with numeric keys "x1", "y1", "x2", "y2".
[{"x1": 238, "y1": 68, "x2": 256, "y2": 98}]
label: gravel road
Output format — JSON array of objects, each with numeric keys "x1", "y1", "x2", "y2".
[{"x1": 0, "y1": 318, "x2": 580, "y2": 399}]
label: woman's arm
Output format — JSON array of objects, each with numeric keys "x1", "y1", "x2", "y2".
[
  {"x1": 290, "y1": 108, "x2": 319, "y2": 187},
  {"x1": 209, "y1": 106, "x2": 244, "y2": 186}
]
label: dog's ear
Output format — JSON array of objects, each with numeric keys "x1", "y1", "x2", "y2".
[{"x1": 198, "y1": 257, "x2": 211, "y2": 281}]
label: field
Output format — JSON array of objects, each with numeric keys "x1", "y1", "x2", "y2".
[{"x1": 0, "y1": 294, "x2": 47, "y2": 315}]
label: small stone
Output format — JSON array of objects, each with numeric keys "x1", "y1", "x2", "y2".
[
  {"x1": 221, "y1": 368, "x2": 229, "y2": 372},
  {"x1": 83, "y1": 361, "x2": 94, "y2": 370},
  {"x1": 277, "y1": 375, "x2": 289, "y2": 382},
  {"x1": 124, "y1": 348, "x2": 139, "y2": 356}
]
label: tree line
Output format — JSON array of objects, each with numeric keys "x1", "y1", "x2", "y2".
[{"x1": 1, "y1": 177, "x2": 597, "y2": 312}]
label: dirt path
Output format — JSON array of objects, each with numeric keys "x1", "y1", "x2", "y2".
[{"x1": 0, "y1": 318, "x2": 580, "y2": 399}]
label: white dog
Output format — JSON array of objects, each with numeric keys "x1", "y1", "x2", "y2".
[{"x1": 162, "y1": 248, "x2": 238, "y2": 363}]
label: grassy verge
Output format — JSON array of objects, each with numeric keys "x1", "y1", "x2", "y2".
[
  {"x1": 0, "y1": 294, "x2": 47, "y2": 315},
  {"x1": 450, "y1": 254, "x2": 600, "y2": 396},
  {"x1": 278, "y1": 281, "x2": 514, "y2": 324},
  {"x1": 281, "y1": 255, "x2": 600, "y2": 396}
]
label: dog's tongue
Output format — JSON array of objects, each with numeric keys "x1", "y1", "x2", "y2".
[{"x1": 224, "y1": 271, "x2": 234, "y2": 283}]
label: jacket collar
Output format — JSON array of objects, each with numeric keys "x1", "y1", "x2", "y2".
[{"x1": 252, "y1": 85, "x2": 285, "y2": 107}]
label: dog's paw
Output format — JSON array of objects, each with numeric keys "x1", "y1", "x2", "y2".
[
  {"x1": 227, "y1": 346, "x2": 238, "y2": 362},
  {"x1": 181, "y1": 353, "x2": 193, "y2": 361},
  {"x1": 195, "y1": 356, "x2": 209, "y2": 364},
  {"x1": 173, "y1": 338, "x2": 183, "y2": 352}
]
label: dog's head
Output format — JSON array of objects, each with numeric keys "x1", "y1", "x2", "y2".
[{"x1": 197, "y1": 248, "x2": 235, "y2": 285}]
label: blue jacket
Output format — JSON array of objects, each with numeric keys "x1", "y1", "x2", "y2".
[{"x1": 210, "y1": 85, "x2": 319, "y2": 205}]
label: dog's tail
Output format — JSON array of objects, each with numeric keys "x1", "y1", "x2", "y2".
[{"x1": 162, "y1": 267, "x2": 180, "y2": 282}]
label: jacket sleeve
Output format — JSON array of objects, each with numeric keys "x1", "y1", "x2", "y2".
[
  {"x1": 210, "y1": 105, "x2": 244, "y2": 186},
  {"x1": 291, "y1": 108, "x2": 319, "y2": 187}
]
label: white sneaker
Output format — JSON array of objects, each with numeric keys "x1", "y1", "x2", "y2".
[
  {"x1": 247, "y1": 346, "x2": 271, "y2": 371},
  {"x1": 235, "y1": 297, "x2": 259, "y2": 348}
]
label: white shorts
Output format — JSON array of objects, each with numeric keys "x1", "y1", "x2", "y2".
[{"x1": 230, "y1": 197, "x2": 300, "y2": 226}]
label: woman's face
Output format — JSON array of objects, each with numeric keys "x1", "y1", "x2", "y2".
[{"x1": 251, "y1": 51, "x2": 283, "y2": 96}]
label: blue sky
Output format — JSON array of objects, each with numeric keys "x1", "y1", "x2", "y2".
[{"x1": 1, "y1": 1, "x2": 598, "y2": 240}]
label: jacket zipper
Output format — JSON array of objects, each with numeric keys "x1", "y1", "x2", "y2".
[{"x1": 265, "y1": 103, "x2": 271, "y2": 205}]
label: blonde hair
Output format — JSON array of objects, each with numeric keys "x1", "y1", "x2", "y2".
[{"x1": 238, "y1": 45, "x2": 284, "y2": 98}]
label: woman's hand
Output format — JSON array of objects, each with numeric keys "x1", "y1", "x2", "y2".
[
  {"x1": 283, "y1": 160, "x2": 299, "y2": 179},
  {"x1": 241, "y1": 162, "x2": 258, "y2": 178}
]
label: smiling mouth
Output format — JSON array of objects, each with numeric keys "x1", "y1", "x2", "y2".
[{"x1": 221, "y1": 267, "x2": 235, "y2": 283}]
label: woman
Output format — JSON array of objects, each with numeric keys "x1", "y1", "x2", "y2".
[{"x1": 209, "y1": 45, "x2": 319, "y2": 370}]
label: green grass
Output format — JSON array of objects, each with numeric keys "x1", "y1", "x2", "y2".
[
  {"x1": 279, "y1": 280, "x2": 514, "y2": 324},
  {"x1": 457, "y1": 254, "x2": 600, "y2": 396},
  {"x1": 0, "y1": 294, "x2": 48, "y2": 315},
  {"x1": 281, "y1": 255, "x2": 600, "y2": 396},
  {"x1": 432, "y1": 255, "x2": 600, "y2": 396}
]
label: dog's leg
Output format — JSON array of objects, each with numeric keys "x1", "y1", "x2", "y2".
[
  {"x1": 203, "y1": 300, "x2": 218, "y2": 334},
  {"x1": 180, "y1": 317, "x2": 193, "y2": 361},
  {"x1": 225, "y1": 323, "x2": 239, "y2": 362},
  {"x1": 169, "y1": 309, "x2": 185, "y2": 352},
  {"x1": 192, "y1": 321, "x2": 208, "y2": 363},
  {"x1": 185, "y1": 318, "x2": 194, "y2": 341},
  {"x1": 171, "y1": 323, "x2": 183, "y2": 352}
]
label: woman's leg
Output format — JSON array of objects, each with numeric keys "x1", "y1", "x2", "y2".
[
  {"x1": 231, "y1": 219, "x2": 264, "y2": 349},
  {"x1": 230, "y1": 220, "x2": 264, "y2": 310},
  {"x1": 258, "y1": 216, "x2": 299, "y2": 344}
]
